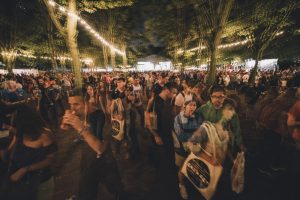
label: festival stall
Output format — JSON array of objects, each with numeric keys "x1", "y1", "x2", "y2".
[{"x1": 136, "y1": 55, "x2": 173, "y2": 71}]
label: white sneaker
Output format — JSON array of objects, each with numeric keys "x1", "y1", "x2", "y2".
[{"x1": 179, "y1": 184, "x2": 188, "y2": 200}]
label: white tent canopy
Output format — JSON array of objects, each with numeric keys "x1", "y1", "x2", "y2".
[
  {"x1": 245, "y1": 59, "x2": 278, "y2": 71},
  {"x1": 136, "y1": 55, "x2": 173, "y2": 71}
]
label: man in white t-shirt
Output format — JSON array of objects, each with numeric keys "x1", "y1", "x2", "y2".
[
  {"x1": 223, "y1": 74, "x2": 230, "y2": 87},
  {"x1": 242, "y1": 73, "x2": 249, "y2": 83},
  {"x1": 132, "y1": 78, "x2": 145, "y2": 126},
  {"x1": 174, "y1": 83, "x2": 193, "y2": 116}
]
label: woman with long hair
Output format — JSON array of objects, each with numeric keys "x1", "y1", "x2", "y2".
[
  {"x1": 85, "y1": 85, "x2": 106, "y2": 140},
  {"x1": 0, "y1": 105, "x2": 57, "y2": 200}
]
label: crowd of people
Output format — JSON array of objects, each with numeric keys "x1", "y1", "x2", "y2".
[{"x1": 0, "y1": 68, "x2": 299, "y2": 200}]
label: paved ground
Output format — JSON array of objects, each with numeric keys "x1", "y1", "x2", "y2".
[
  {"x1": 51, "y1": 115, "x2": 159, "y2": 200},
  {"x1": 49, "y1": 100, "x2": 296, "y2": 200}
]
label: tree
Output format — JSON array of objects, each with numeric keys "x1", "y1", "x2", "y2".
[
  {"x1": 43, "y1": 0, "x2": 83, "y2": 88},
  {"x1": 190, "y1": 0, "x2": 235, "y2": 85},
  {"x1": 43, "y1": 0, "x2": 134, "y2": 88},
  {"x1": 241, "y1": 0, "x2": 300, "y2": 83},
  {"x1": 0, "y1": 0, "x2": 44, "y2": 71}
]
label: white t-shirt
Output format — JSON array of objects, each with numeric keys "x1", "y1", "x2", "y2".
[
  {"x1": 175, "y1": 92, "x2": 193, "y2": 107},
  {"x1": 224, "y1": 75, "x2": 230, "y2": 86},
  {"x1": 242, "y1": 74, "x2": 249, "y2": 83},
  {"x1": 133, "y1": 84, "x2": 143, "y2": 106}
]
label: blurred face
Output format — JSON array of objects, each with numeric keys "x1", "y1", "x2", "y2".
[
  {"x1": 44, "y1": 81, "x2": 51, "y2": 88},
  {"x1": 184, "y1": 101, "x2": 197, "y2": 116},
  {"x1": 117, "y1": 80, "x2": 125, "y2": 89},
  {"x1": 185, "y1": 86, "x2": 192, "y2": 94},
  {"x1": 7, "y1": 80, "x2": 16, "y2": 90},
  {"x1": 160, "y1": 77, "x2": 168, "y2": 84},
  {"x1": 38, "y1": 79, "x2": 44, "y2": 85},
  {"x1": 192, "y1": 87, "x2": 199, "y2": 94},
  {"x1": 68, "y1": 96, "x2": 85, "y2": 117},
  {"x1": 87, "y1": 86, "x2": 94, "y2": 96},
  {"x1": 166, "y1": 88, "x2": 178, "y2": 99},
  {"x1": 222, "y1": 105, "x2": 235, "y2": 121},
  {"x1": 210, "y1": 91, "x2": 226, "y2": 109},
  {"x1": 127, "y1": 92, "x2": 135, "y2": 101},
  {"x1": 99, "y1": 82, "x2": 105, "y2": 91},
  {"x1": 134, "y1": 79, "x2": 139, "y2": 85}
]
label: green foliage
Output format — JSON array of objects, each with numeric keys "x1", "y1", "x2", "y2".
[{"x1": 80, "y1": 0, "x2": 134, "y2": 12}]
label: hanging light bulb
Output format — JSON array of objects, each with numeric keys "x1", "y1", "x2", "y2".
[{"x1": 47, "y1": 0, "x2": 126, "y2": 56}]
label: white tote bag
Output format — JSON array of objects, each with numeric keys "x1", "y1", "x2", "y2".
[
  {"x1": 231, "y1": 151, "x2": 245, "y2": 194},
  {"x1": 111, "y1": 99, "x2": 125, "y2": 141},
  {"x1": 181, "y1": 152, "x2": 223, "y2": 200}
]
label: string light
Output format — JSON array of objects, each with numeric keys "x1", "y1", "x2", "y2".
[
  {"x1": 47, "y1": 0, "x2": 126, "y2": 56},
  {"x1": 183, "y1": 30, "x2": 286, "y2": 54},
  {"x1": 1, "y1": 51, "x2": 92, "y2": 63}
]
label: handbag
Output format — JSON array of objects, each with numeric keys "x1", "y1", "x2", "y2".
[
  {"x1": 111, "y1": 99, "x2": 125, "y2": 141},
  {"x1": 182, "y1": 122, "x2": 226, "y2": 200},
  {"x1": 145, "y1": 100, "x2": 157, "y2": 130},
  {"x1": 181, "y1": 152, "x2": 223, "y2": 200},
  {"x1": 231, "y1": 151, "x2": 245, "y2": 194}
]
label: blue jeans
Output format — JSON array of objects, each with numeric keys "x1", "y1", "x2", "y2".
[{"x1": 88, "y1": 109, "x2": 105, "y2": 140}]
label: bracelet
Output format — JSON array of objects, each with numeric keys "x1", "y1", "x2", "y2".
[{"x1": 78, "y1": 126, "x2": 87, "y2": 135}]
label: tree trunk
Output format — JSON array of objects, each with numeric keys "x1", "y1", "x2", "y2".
[
  {"x1": 103, "y1": 45, "x2": 108, "y2": 69},
  {"x1": 249, "y1": 50, "x2": 262, "y2": 84},
  {"x1": 61, "y1": 57, "x2": 66, "y2": 71},
  {"x1": 108, "y1": 10, "x2": 115, "y2": 70},
  {"x1": 43, "y1": 0, "x2": 81, "y2": 87},
  {"x1": 110, "y1": 49, "x2": 116, "y2": 69},
  {"x1": 205, "y1": 0, "x2": 235, "y2": 86},
  {"x1": 67, "y1": 0, "x2": 82, "y2": 88},
  {"x1": 2, "y1": 50, "x2": 16, "y2": 73},
  {"x1": 207, "y1": 46, "x2": 217, "y2": 85},
  {"x1": 122, "y1": 45, "x2": 127, "y2": 67},
  {"x1": 47, "y1": 21, "x2": 58, "y2": 70}
]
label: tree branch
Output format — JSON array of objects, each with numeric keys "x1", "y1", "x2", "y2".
[{"x1": 42, "y1": 0, "x2": 67, "y2": 39}]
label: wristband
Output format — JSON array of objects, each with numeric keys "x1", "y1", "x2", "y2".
[{"x1": 78, "y1": 126, "x2": 87, "y2": 135}]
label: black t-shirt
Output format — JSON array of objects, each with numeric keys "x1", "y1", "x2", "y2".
[
  {"x1": 154, "y1": 96, "x2": 173, "y2": 141},
  {"x1": 111, "y1": 88, "x2": 125, "y2": 100},
  {"x1": 152, "y1": 83, "x2": 163, "y2": 96}
]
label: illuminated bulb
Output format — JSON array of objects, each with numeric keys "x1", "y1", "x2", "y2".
[
  {"x1": 48, "y1": 0, "x2": 55, "y2": 6},
  {"x1": 59, "y1": 7, "x2": 65, "y2": 12},
  {"x1": 48, "y1": 1, "x2": 126, "y2": 57},
  {"x1": 80, "y1": 20, "x2": 86, "y2": 25}
]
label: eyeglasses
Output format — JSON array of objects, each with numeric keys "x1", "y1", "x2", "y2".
[{"x1": 211, "y1": 95, "x2": 226, "y2": 100}]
